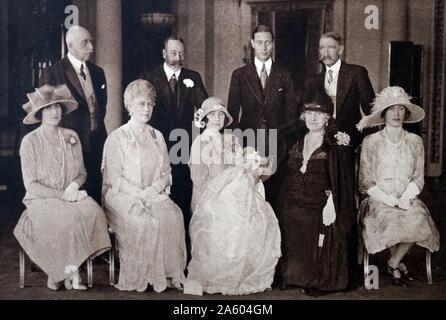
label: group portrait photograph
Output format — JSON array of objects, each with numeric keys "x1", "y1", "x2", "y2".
[{"x1": 0, "y1": 0, "x2": 445, "y2": 310}]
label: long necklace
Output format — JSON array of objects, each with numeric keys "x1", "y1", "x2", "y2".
[
  {"x1": 300, "y1": 132, "x2": 323, "y2": 174},
  {"x1": 383, "y1": 127, "x2": 405, "y2": 146},
  {"x1": 41, "y1": 127, "x2": 66, "y2": 189}
]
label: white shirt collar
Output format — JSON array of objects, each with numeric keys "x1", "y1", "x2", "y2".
[
  {"x1": 163, "y1": 63, "x2": 182, "y2": 80},
  {"x1": 325, "y1": 58, "x2": 342, "y2": 74},
  {"x1": 67, "y1": 52, "x2": 87, "y2": 74},
  {"x1": 254, "y1": 57, "x2": 272, "y2": 76}
]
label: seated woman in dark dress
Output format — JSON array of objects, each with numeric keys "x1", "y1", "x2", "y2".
[{"x1": 276, "y1": 92, "x2": 356, "y2": 295}]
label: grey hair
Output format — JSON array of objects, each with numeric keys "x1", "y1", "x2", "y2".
[
  {"x1": 123, "y1": 79, "x2": 157, "y2": 111},
  {"x1": 320, "y1": 31, "x2": 343, "y2": 46},
  {"x1": 300, "y1": 111, "x2": 331, "y2": 122},
  {"x1": 66, "y1": 25, "x2": 91, "y2": 47}
]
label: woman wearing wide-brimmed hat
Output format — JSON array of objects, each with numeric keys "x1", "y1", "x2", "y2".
[
  {"x1": 276, "y1": 91, "x2": 357, "y2": 295},
  {"x1": 357, "y1": 86, "x2": 440, "y2": 287},
  {"x1": 14, "y1": 84, "x2": 111, "y2": 291},
  {"x1": 183, "y1": 97, "x2": 281, "y2": 296},
  {"x1": 101, "y1": 80, "x2": 186, "y2": 293}
]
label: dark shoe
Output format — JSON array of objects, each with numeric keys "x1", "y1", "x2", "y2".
[
  {"x1": 387, "y1": 265, "x2": 408, "y2": 287},
  {"x1": 399, "y1": 263, "x2": 416, "y2": 282}
]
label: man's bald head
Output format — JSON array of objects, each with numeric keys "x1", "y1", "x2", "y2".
[{"x1": 66, "y1": 26, "x2": 94, "y2": 62}]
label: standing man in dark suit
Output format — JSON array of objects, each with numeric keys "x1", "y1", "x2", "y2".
[
  {"x1": 304, "y1": 31, "x2": 375, "y2": 149},
  {"x1": 145, "y1": 36, "x2": 208, "y2": 236},
  {"x1": 39, "y1": 26, "x2": 107, "y2": 203},
  {"x1": 227, "y1": 25, "x2": 299, "y2": 205}
]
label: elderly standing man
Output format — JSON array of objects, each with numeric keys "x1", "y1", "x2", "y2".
[
  {"x1": 304, "y1": 32, "x2": 375, "y2": 149},
  {"x1": 39, "y1": 25, "x2": 108, "y2": 203},
  {"x1": 145, "y1": 36, "x2": 208, "y2": 247}
]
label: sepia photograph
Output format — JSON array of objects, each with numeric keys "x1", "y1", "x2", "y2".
[{"x1": 0, "y1": 0, "x2": 445, "y2": 314}]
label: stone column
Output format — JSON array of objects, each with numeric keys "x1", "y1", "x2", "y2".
[
  {"x1": 95, "y1": 0, "x2": 122, "y2": 133},
  {"x1": 380, "y1": 0, "x2": 409, "y2": 88}
]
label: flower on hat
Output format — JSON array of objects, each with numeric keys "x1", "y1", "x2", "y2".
[
  {"x1": 334, "y1": 131, "x2": 350, "y2": 146},
  {"x1": 194, "y1": 108, "x2": 206, "y2": 128},
  {"x1": 183, "y1": 79, "x2": 194, "y2": 88}
]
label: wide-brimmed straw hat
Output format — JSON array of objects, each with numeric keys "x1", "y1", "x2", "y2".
[
  {"x1": 356, "y1": 86, "x2": 425, "y2": 131},
  {"x1": 194, "y1": 96, "x2": 233, "y2": 128},
  {"x1": 22, "y1": 84, "x2": 78, "y2": 124}
]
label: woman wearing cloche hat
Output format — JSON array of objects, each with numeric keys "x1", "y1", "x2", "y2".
[
  {"x1": 184, "y1": 96, "x2": 281, "y2": 296},
  {"x1": 357, "y1": 86, "x2": 439, "y2": 287},
  {"x1": 14, "y1": 84, "x2": 111, "y2": 291}
]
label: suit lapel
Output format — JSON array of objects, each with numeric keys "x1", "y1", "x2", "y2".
[
  {"x1": 336, "y1": 62, "x2": 353, "y2": 113},
  {"x1": 153, "y1": 66, "x2": 172, "y2": 109},
  {"x1": 263, "y1": 63, "x2": 280, "y2": 104},
  {"x1": 244, "y1": 63, "x2": 265, "y2": 105},
  {"x1": 62, "y1": 57, "x2": 87, "y2": 105}
]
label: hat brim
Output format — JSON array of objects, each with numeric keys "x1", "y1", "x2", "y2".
[
  {"x1": 197, "y1": 106, "x2": 233, "y2": 128},
  {"x1": 357, "y1": 102, "x2": 425, "y2": 131},
  {"x1": 23, "y1": 99, "x2": 78, "y2": 125}
]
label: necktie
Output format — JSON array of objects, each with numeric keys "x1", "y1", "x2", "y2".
[
  {"x1": 79, "y1": 64, "x2": 86, "y2": 81},
  {"x1": 169, "y1": 74, "x2": 177, "y2": 94},
  {"x1": 328, "y1": 69, "x2": 334, "y2": 85},
  {"x1": 260, "y1": 63, "x2": 268, "y2": 89}
]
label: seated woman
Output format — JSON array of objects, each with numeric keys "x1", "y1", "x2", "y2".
[
  {"x1": 357, "y1": 86, "x2": 440, "y2": 287},
  {"x1": 184, "y1": 97, "x2": 281, "y2": 296},
  {"x1": 14, "y1": 84, "x2": 111, "y2": 291},
  {"x1": 276, "y1": 93, "x2": 356, "y2": 295},
  {"x1": 101, "y1": 79, "x2": 186, "y2": 293}
]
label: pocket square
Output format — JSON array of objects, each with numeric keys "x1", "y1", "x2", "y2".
[
  {"x1": 278, "y1": 88, "x2": 284, "y2": 92},
  {"x1": 101, "y1": 84, "x2": 106, "y2": 89}
]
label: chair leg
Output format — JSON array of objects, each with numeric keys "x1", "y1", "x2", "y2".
[
  {"x1": 87, "y1": 258, "x2": 93, "y2": 288},
  {"x1": 426, "y1": 249, "x2": 432, "y2": 284},
  {"x1": 363, "y1": 250, "x2": 369, "y2": 288},
  {"x1": 109, "y1": 233, "x2": 115, "y2": 286},
  {"x1": 19, "y1": 248, "x2": 25, "y2": 288}
]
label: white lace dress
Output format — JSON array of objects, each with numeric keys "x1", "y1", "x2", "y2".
[
  {"x1": 185, "y1": 129, "x2": 281, "y2": 295},
  {"x1": 102, "y1": 123, "x2": 186, "y2": 292}
]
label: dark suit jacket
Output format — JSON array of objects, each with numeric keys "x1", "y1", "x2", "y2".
[
  {"x1": 228, "y1": 62, "x2": 299, "y2": 134},
  {"x1": 304, "y1": 61, "x2": 375, "y2": 148},
  {"x1": 145, "y1": 65, "x2": 208, "y2": 147},
  {"x1": 39, "y1": 56, "x2": 108, "y2": 154}
]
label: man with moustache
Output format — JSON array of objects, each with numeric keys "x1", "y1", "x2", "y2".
[
  {"x1": 227, "y1": 24, "x2": 299, "y2": 206},
  {"x1": 40, "y1": 25, "x2": 107, "y2": 203},
  {"x1": 145, "y1": 36, "x2": 208, "y2": 240},
  {"x1": 304, "y1": 32, "x2": 375, "y2": 149}
]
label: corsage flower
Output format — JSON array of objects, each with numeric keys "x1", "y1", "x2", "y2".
[
  {"x1": 334, "y1": 131, "x2": 351, "y2": 146},
  {"x1": 183, "y1": 78, "x2": 194, "y2": 88},
  {"x1": 69, "y1": 135, "x2": 77, "y2": 145},
  {"x1": 194, "y1": 108, "x2": 206, "y2": 128}
]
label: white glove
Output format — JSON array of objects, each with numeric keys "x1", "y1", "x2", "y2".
[
  {"x1": 367, "y1": 185, "x2": 399, "y2": 207},
  {"x1": 398, "y1": 182, "x2": 420, "y2": 209},
  {"x1": 322, "y1": 191, "x2": 336, "y2": 226},
  {"x1": 63, "y1": 182, "x2": 80, "y2": 202}
]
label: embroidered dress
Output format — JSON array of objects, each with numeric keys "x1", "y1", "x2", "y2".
[
  {"x1": 14, "y1": 127, "x2": 111, "y2": 282},
  {"x1": 358, "y1": 130, "x2": 439, "y2": 254},
  {"x1": 102, "y1": 123, "x2": 186, "y2": 292},
  {"x1": 185, "y1": 129, "x2": 281, "y2": 295}
]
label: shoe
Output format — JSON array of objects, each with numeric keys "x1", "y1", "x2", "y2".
[
  {"x1": 399, "y1": 263, "x2": 416, "y2": 282},
  {"x1": 387, "y1": 265, "x2": 408, "y2": 287},
  {"x1": 47, "y1": 278, "x2": 61, "y2": 291},
  {"x1": 64, "y1": 271, "x2": 87, "y2": 290}
]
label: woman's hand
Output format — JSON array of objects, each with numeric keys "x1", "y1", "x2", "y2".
[
  {"x1": 322, "y1": 191, "x2": 336, "y2": 226},
  {"x1": 62, "y1": 182, "x2": 80, "y2": 202}
]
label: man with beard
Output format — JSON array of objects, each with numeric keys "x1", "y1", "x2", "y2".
[
  {"x1": 145, "y1": 36, "x2": 208, "y2": 247},
  {"x1": 304, "y1": 32, "x2": 375, "y2": 149}
]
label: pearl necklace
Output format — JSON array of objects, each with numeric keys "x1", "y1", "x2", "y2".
[
  {"x1": 300, "y1": 132, "x2": 323, "y2": 174},
  {"x1": 383, "y1": 128, "x2": 405, "y2": 146},
  {"x1": 41, "y1": 127, "x2": 66, "y2": 189}
]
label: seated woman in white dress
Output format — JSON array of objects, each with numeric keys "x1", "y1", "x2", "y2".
[
  {"x1": 184, "y1": 97, "x2": 281, "y2": 296},
  {"x1": 14, "y1": 84, "x2": 111, "y2": 291},
  {"x1": 101, "y1": 79, "x2": 186, "y2": 293},
  {"x1": 357, "y1": 86, "x2": 440, "y2": 287}
]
